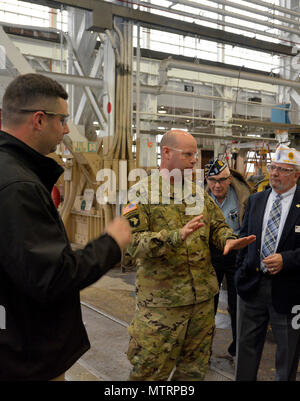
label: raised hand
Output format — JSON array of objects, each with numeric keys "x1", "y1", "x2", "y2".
[
  {"x1": 106, "y1": 217, "x2": 132, "y2": 249},
  {"x1": 223, "y1": 235, "x2": 256, "y2": 255},
  {"x1": 180, "y1": 215, "x2": 205, "y2": 241}
]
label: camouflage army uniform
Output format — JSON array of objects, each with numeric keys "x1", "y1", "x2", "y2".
[{"x1": 123, "y1": 171, "x2": 237, "y2": 381}]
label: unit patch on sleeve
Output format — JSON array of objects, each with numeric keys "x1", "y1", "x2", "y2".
[{"x1": 128, "y1": 214, "x2": 140, "y2": 228}]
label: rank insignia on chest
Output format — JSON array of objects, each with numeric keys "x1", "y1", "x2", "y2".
[{"x1": 129, "y1": 214, "x2": 140, "y2": 228}]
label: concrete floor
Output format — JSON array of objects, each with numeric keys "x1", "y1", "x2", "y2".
[
  {"x1": 67, "y1": 305, "x2": 131, "y2": 381},
  {"x1": 65, "y1": 267, "x2": 299, "y2": 382},
  {"x1": 66, "y1": 303, "x2": 232, "y2": 382}
]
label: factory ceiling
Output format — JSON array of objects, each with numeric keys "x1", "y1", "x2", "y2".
[{"x1": 19, "y1": 0, "x2": 297, "y2": 56}]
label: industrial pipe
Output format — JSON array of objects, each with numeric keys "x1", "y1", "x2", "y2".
[
  {"x1": 246, "y1": 0, "x2": 300, "y2": 18},
  {"x1": 137, "y1": 0, "x2": 286, "y2": 43},
  {"x1": 204, "y1": 0, "x2": 300, "y2": 26},
  {"x1": 159, "y1": 58, "x2": 300, "y2": 90},
  {"x1": 172, "y1": 0, "x2": 300, "y2": 37},
  {"x1": 41, "y1": 71, "x2": 103, "y2": 88}
]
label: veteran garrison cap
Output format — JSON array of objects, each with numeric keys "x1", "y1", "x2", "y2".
[
  {"x1": 271, "y1": 144, "x2": 300, "y2": 166},
  {"x1": 204, "y1": 158, "x2": 228, "y2": 177}
]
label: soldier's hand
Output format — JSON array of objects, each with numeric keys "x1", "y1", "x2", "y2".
[
  {"x1": 180, "y1": 215, "x2": 205, "y2": 241},
  {"x1": 223, "y1": 235, "x2": 256, "y2": 255},
  {"x1": 106, "y1": 217, "x2": 132, "y2": 249}
]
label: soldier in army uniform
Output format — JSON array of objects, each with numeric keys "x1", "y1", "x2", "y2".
[{"x1": 123, "y1": 130, "x2": 255, "y2": 381}]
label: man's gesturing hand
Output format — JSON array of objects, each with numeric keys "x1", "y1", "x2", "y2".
[
  {"x1": 223, "y1": 235, "x2": 256, "y2": 255},
  {"x1": 106, "y1": 217, "x2": 132, "y2": 249},
  {"x1": 180, "y1": 215, "x2": 205, "y2": 241}
]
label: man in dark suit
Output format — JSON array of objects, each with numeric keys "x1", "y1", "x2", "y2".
[{"x1": 235, "y1": 144, "x2": 300, "y2": 381}]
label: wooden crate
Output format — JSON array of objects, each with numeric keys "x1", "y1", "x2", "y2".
[{"x1": 70, "y1": 210, "x2": 104, "y2": 245}]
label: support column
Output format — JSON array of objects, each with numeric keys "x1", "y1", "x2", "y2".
[
  {"x1": 66, "y1": 7, "x2": 106, "y2": 135},
  {"x1": 278, "y1": 0, "x2": 300, "y2": 147},
  {"x1": 103, "y1": 34, "x2": 115, "y2": 141},
  {"x1": 138, "y1": 66, "x2": 158, "y2": 169},
  {"x1": 214, "y1": 84, "x2": 233, "y2": 159}
]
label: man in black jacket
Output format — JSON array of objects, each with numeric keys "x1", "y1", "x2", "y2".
[{"x1": 0, "y1": 73, "x2": 131, "y2": 380}]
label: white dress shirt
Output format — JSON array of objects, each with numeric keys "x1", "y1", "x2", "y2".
[{"x1": 261, "y1": 185, "x2": 297, "y2": 254}]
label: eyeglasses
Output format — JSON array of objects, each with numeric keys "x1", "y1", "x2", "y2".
[
  {"x1": 168, "y1": 147, "x2": 199, "y2": 160},
  {"x1": 207, "y1": 176, "x2": 231, "y2": 184},
  {"x1": 20, "y1": 109, "x2": 69, "y2": 126},
  {"x1": 267, "y1": 164, "x2": 295, "y2": 176}
]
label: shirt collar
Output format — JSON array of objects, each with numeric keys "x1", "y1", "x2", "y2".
[
  {"x1": 271, "y1": 184, "x2": 297, "y2": 201},
  {"x1": 0, "y1": 130, "x2": 64, "y2": 193}
]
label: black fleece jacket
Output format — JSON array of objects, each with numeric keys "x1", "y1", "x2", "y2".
[{"x1": 0, "y1": 131, "x2": 121, "y2": 380}]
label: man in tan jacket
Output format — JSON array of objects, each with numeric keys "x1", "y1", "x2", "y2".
[{"x1": 205, "y1": 159, "x2": 252, "y2": 361}]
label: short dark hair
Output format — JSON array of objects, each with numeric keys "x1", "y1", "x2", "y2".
[{"x1": 2, "y1": 73, "x2": 68, "y2": 126}]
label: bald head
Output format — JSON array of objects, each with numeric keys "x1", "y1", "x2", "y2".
[
  {"x1": 160, "y1": 130, "x2": 198, "y2": 173},
  {"x1": 160, "y1": 130, "x2": 196, "y2": 150},
  {"x1": 160, "y1": 130, "x2": 180, "y2": 150}
]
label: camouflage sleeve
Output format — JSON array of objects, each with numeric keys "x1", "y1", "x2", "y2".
[
  {"x1": 122, "y1": 202, "x2": 183, "y2": 259},
  {"x1": 206, "y1": 193, "x2": 238, "y2": 251}
]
